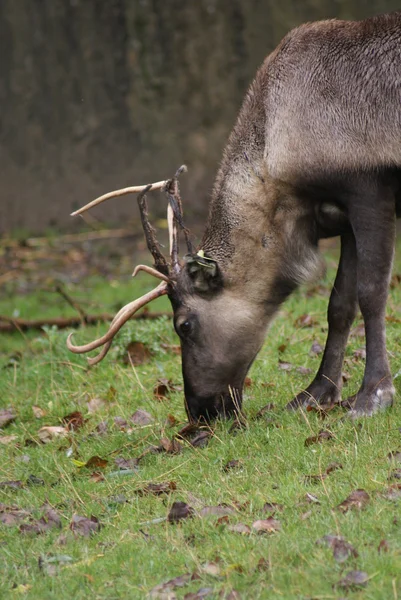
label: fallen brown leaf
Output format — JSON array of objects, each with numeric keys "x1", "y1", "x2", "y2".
[
  {"x1": 168, "y1": 502, "x2": 194, "y2": 523},
  {"x1": 189, "y1": 431, "x2": 211, "y2": 449},
  {"x1": 0, "y1": 407, "x2": 16, "y2": 428},
  {"x1": 262, "y1": 502, "x2": 284, "y2": 514},
  {"x1": 227, "y1": 523, "x2": 251, "y2": 535},
  {"x1": 114, "y1": 416, "x2": 128, "y2": 429},
  {"x1": 159, "y1": 437, "x2": 183, "y2": 454},
  {"x1": 38, "y1": 426, "x2": 68, "y2": 443},
  {"x1": 154, "y1": 379, "x2": 182, "y2": 401},
  {"x1": 149, "y1": 573, "x2": 194, "y2": 598},
  {"x1": 223, "y1": 459, "x2": 241, "y2": 471},
  {"x1": 136, "y1": 481, "x2": 177, "y2": 496},
  {"x1": 252, "y1": 518, "x2": 281, "y2": 534},
  {"x1": 201, "y1": 562, "x2": 221, "y2": 576},
  {"x1": 304, "y1": 429, "x2": 333, "y2": 447},
  {"x1": 87, "y1": 397, "x2": 105, "y2": 414},
  {"x1": 32, "y1": 405, "x2": 46, "y2": 419},
  {"x1": 199, "y1": 505, "x2": 236, "y2": 518},
  {"x1": 90, "y1": 472, "x2": 105, "y2": 483},
  {"x1": 382, "y1": 483, "x2": 401, "y2": 501},
  {"x1": 131, "y1": 409, "x2": 154, "y2": 426},
  {"x1": 296, "y1": 366, "x2": 312, "y2": 376},
  {"x1": 70, "y1": 514, "x2": 100, "y2": 537},
  {"x1": 304, "y1": 461, "x2": 343, "y2": 483},
  {"x1": 295, "y1": 314, "x2": 317, "y2": 328},
  {"x1": 337, "y1": 570, "x2": 369, "y2": 590},
  {"x1": 124, "y1": 341, "x2": 152, "y2": 365},
  {"x1": 0, "y1": 480, "x2": 24, "y2": 490},
  {"x1": 62, "y1": 411, "x2": 85, "y2": 431},
  {"x1": 114, "y1": 456, "x2": 139, "y2": 471},
  {"x1": 317, "y1": 534, "x2": 358, "y2": 563},
  {"x1": 165, "y1": 414, "x2": 178, "y2": 428},
  {"x1": 84, "y1": 456, "x2": 108, "y2": 469},
  {"x1": 336, "y1": 489, "x2": 370, "y2": 512},
  {"x1": 20, "y1": 506, "x2": 62, "y2": 535},
  {"x1": 310, "y1": 340, "x2": 323, "y2": 356},
  {"x1": 0, "y1": 434, "x2": 18, "y2": 445}
]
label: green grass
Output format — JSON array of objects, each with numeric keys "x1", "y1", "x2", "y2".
[{"x1": 1, "y1": 247, "x2": 401, "y2": 599}]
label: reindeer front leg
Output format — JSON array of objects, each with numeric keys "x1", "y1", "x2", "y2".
[
  {"x1": 287, "y1": 231, "x2": 358, "y2": 410},
  {"x1": 346, "y1": 180, "x2": 396, "y2": 416}
]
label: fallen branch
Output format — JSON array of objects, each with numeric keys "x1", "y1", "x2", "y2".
[{"x1": 0, "y1": 311, "x2": 172, "y2": 333}]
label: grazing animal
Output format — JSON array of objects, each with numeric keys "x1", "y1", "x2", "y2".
[{"x1": 69, "y1": 12, "x2": 401, "y2": 422}]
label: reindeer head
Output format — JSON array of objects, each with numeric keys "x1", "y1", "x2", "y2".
[{"x1": 68, "y1": 167, "x2": 268, "y2": 421}]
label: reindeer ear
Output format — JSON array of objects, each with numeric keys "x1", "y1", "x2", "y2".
[{"x1": 184, "y1": 251, "x2": 223, "y2": 293}]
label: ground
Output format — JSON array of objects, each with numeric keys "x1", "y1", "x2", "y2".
[{"x1": 0, "y1": 232, "x2": 400, "y2": 599}]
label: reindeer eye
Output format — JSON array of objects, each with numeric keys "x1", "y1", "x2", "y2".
[{"x1": 179, "y1": 320, "x2": 192, "y2": 336}]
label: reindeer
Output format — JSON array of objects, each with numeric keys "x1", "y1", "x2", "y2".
[{"x1": 68, "y1": 12, "x2": 401, "y2": 422}]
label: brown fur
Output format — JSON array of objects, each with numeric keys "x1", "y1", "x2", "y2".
[{"x1": 171, "y1": 12, "x2": 401, "y2": 421}]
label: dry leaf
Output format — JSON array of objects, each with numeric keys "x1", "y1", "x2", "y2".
[
  {"x1": 228, "y1": 523, "x2": 251, "y2": 535},
  {"x1": 84, "y1": 456, "x2": 108, "y2": 469},
  {"x1": 0, "y1": 434, "x2": 17, "y2": 445},
  {"x1": 160, "y1": 437, "x2": 182, "y2": 454},
  {"x1": 154, "y1": 379, "x2": 182, "y2": 400},
  {"x1": 38, "y1": 426, "x2": 68, "y2": 443},
  {"x1": 0, "y1": 480, "x2": 23, "y2": 490},
  {"x1": 32, "y1": 405, "x2": 46, "y2": 419},
  {"x1": 295, "y1": 314, "x2": 317, "y2": 327},
  {"x1": 168, "y1": 502, "x2": 194, "y2": 523},
  {"x1": 189, "y1": 431, "x2": 211, "y2": 449},
  {"x1": 199, "y1": 505, "x2": 236, "y2": 518},
  {"x1": 114, "y1": 416, "x2": 128, "y2": 429},
  {"x1": 87, "y1": 397, "x2": 105, "y2": 414},
  {"x1": 124, "y1": 341, "x2": 152, "y2": 365},
  {"x1": 252, "y1": 518, "x2": 281, "y2": 534},
  {"x1": 304, "y1": 429, "x2": 333, "y2": 447},
  {"x1": 62, "y1": 411, "x2": 85, "y2": 431},
  {"x1": 0, "y1": 408, "x2": 16, "y2": 428},
  {"x1": 70, "y1": 514, "x2": 100, "y2": 537},
  {"x1": 223, "y1": 459, "x2": 241, "y2": 471},
  {"x1": 262, "y1": 502, "x2": 284, "y2": 514},
  {"x1": 201, "y1": 562, "x2": 221, "y2": 576},
  {"x1": 90, "y1": 472, "x2": 105, "y2": 483},
  {"x1": 131, "y1": 409, "x2": 153, "y2": 426},
  {"x1": 337, "y1": 570, "x2": 369, "y2": 590},
  {"x1": 136, "y1": 482, "x2": 177, "y2": 496},
  {"x1": 317, "y1": 534, "x2": 358, "y2": 563},
  {"x1": 310, "y1": 340, "x2": 323, "y2": 356},
  {"x1": 114, "y1": 456, "x2": 139, "y2": 471},
  {"x1": 337, "y1": 489, "x2": 370, "y2": 512}
]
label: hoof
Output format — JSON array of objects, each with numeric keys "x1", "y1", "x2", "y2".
[
  {"x1": 286, "y1": 382, "x2": 341, "y2": 411},
  {"x1": 347, "y1": 383, "x2": 395, "y2": 418}
]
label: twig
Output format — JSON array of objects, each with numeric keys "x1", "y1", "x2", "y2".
[
  {"x1": 0, "y1": 311, "x2": 172, "y2": 332},
  {"x1": 55, "y1": 285, "x2": 88, "y2": 323}
]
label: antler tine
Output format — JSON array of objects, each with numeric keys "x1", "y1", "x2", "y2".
[
  {"x1": 167, "y1": 203, "x2": 179, "y2": 274},
  {"x1": 132, "y1": 264, "x2": 169, "y2": 282},
  {"x1": 66, "y1": 282, "x2": 168, "y2": 362},
  {"x1": 165, "y1": 165, "x2": 193, "y2": 255},
  {"x1": 70, "y1": 180, "x2": 168, "y2": 217},
  {"x1": 137, "y1": 185, "x2": 169, "y2": 276},
  {"x1": 88, "y1": 264, "x2": 170, "y2": 366}
]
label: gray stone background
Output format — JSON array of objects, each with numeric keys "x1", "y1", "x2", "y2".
[{"x1": 1, "y1": 0, "x2": 399, "y2": 233}]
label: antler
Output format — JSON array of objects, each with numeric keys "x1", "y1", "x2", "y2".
[
  {"x1": 67, "y1": 280, "x2": 168, "y2": 363},
  {"x1": 68, "y1": 166, "x2": 191, "y2": 365}
]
